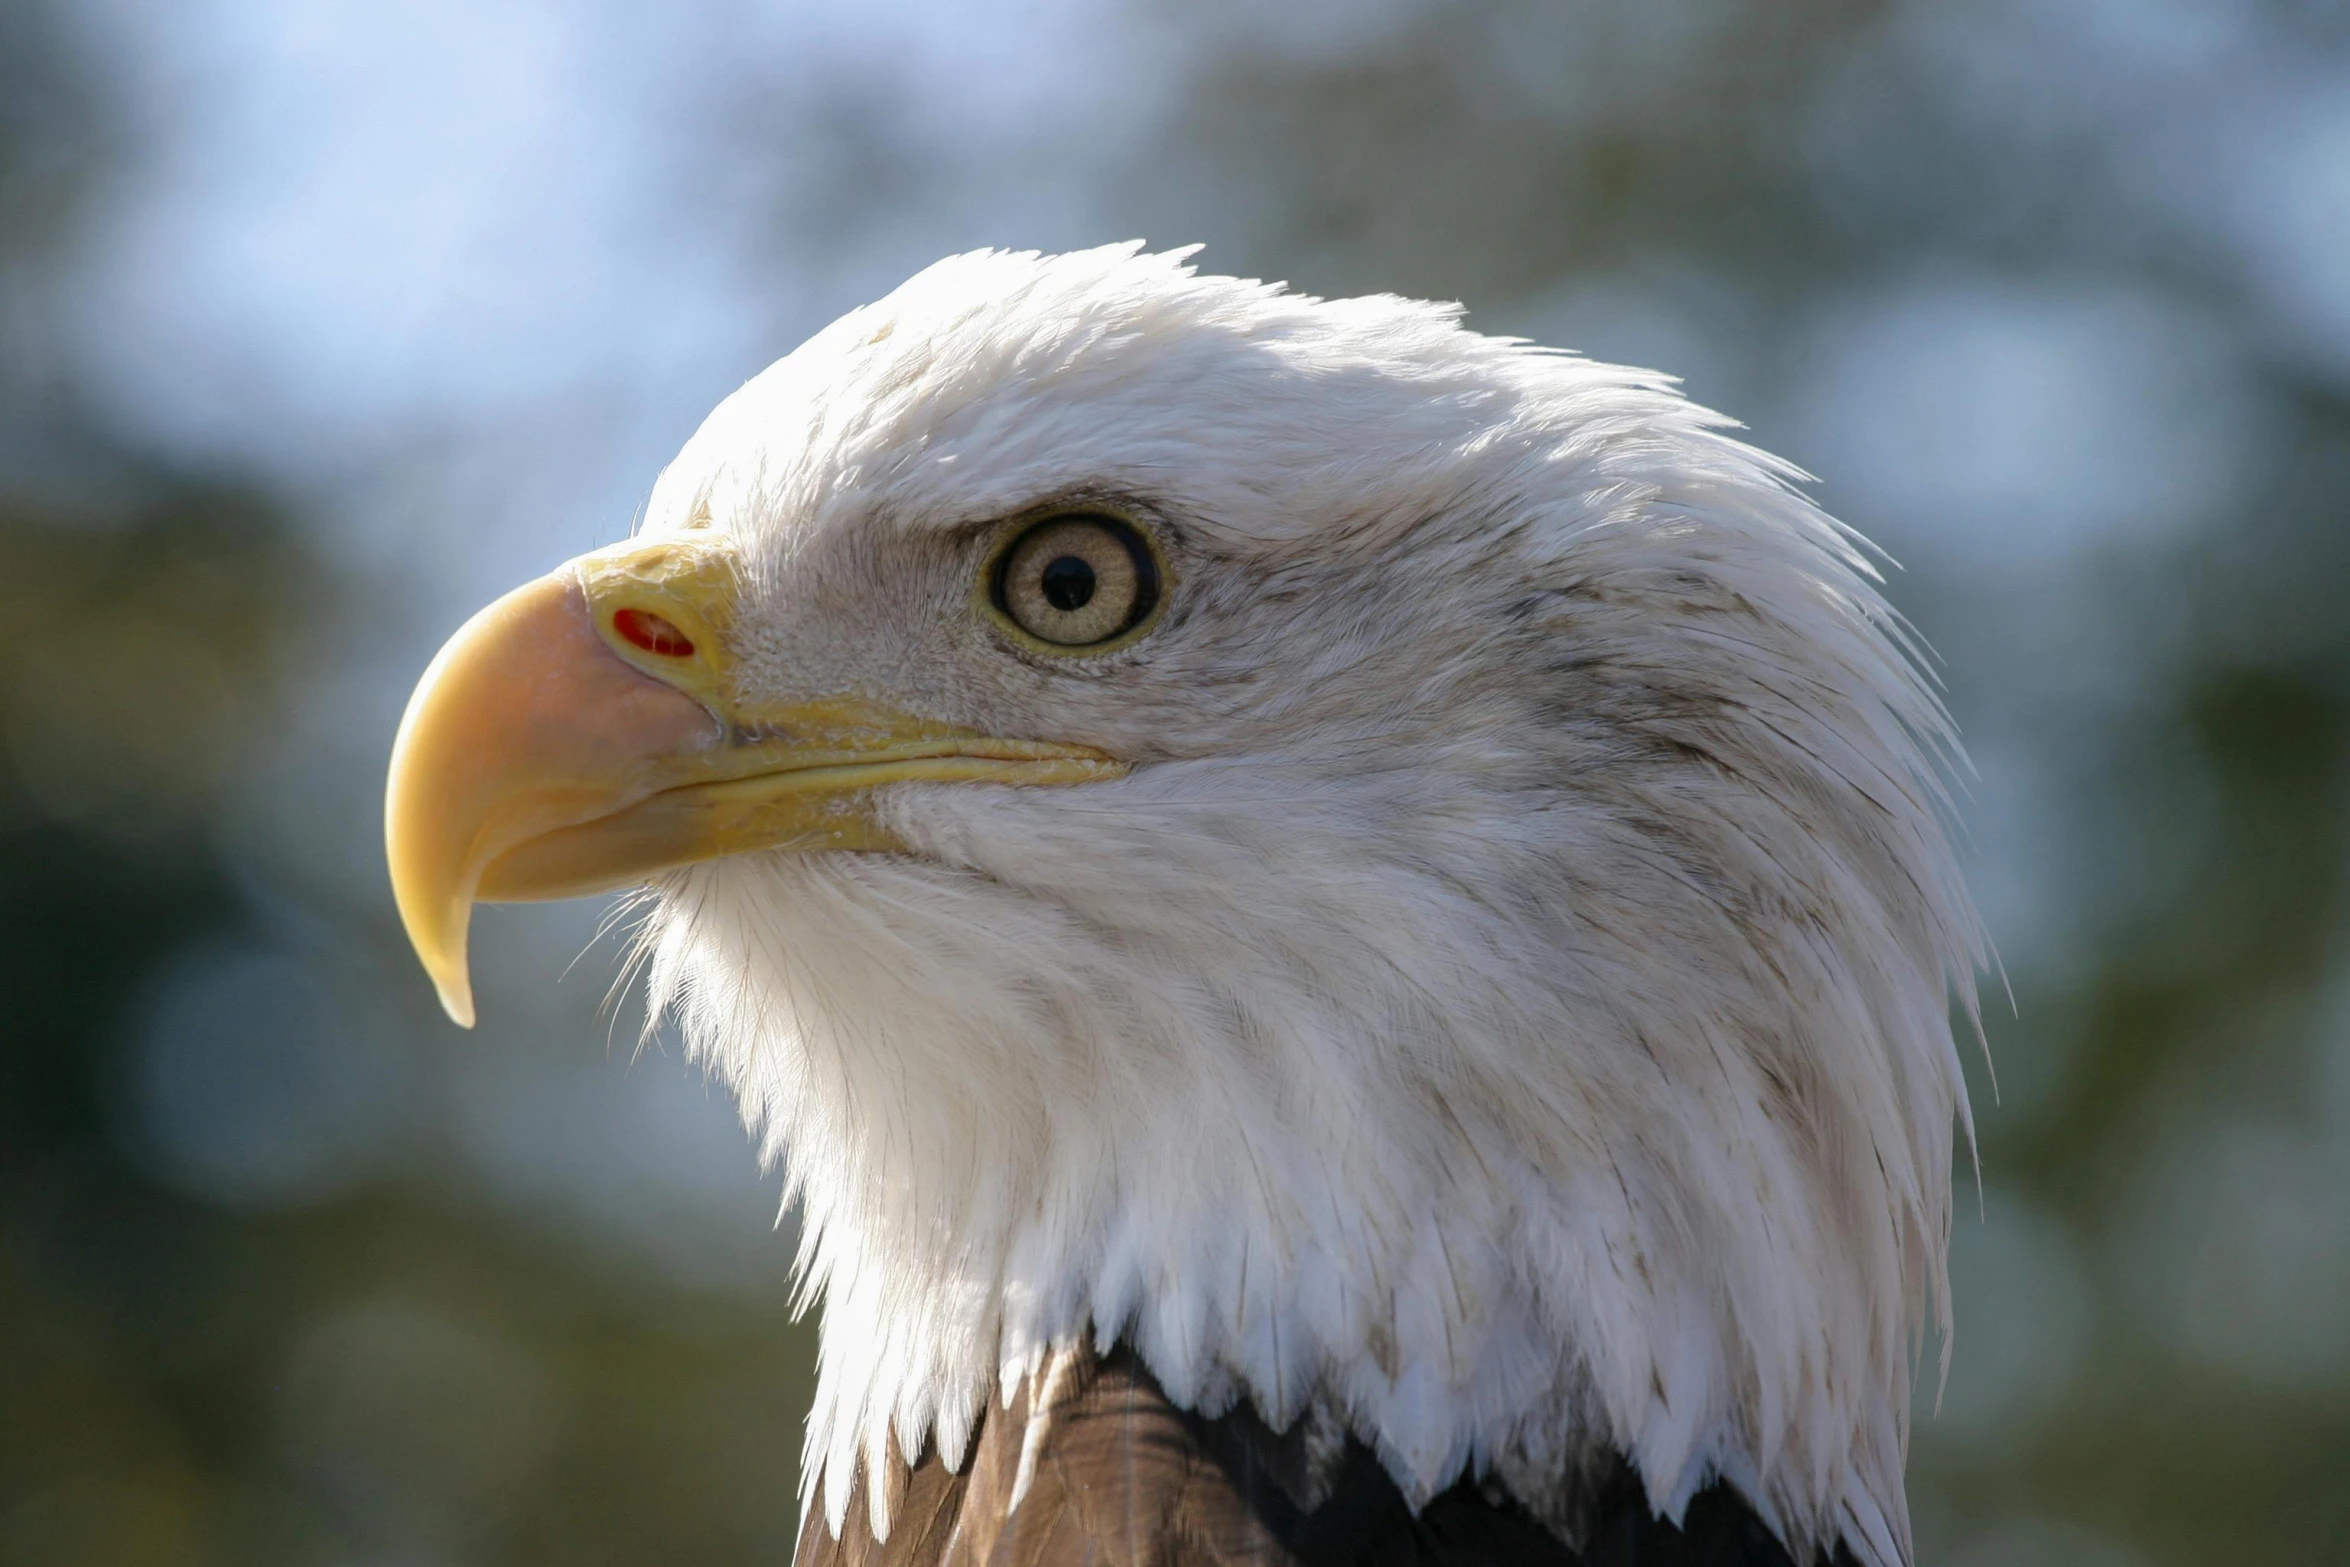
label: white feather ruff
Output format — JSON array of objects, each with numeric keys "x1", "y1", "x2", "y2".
[{"x1": 628, "y1": 245, "x2": 1981, "y2": 1567}]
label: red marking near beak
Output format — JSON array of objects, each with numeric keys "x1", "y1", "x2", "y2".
[{"x1": 612, "y1": 608, "x2": 695, "y2": 657}]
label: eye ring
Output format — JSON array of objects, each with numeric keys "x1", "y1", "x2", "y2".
[{"x1": 984, "y1": 513, "x2": 1164, "y2": 652}]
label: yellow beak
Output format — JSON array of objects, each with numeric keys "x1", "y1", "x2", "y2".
[{"x1": 385, "y1": 537, "x2": 1123, "y2": 1026}]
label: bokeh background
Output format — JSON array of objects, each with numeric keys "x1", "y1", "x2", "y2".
[{"x1": 3, "y1": 1, "x2": 2347, "y2": 1563}]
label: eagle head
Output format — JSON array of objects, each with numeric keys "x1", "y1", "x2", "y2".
[{"x1": 387, "y1": 244, "x2": 1979, "y2": 1567}]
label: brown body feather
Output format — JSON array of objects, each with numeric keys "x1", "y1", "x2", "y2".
[{"x1": 799, "y1": 1347, "x2": 1843, "y2": 1567}]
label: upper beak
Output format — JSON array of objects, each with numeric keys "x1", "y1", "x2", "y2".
[{"x1": 385, "y1": 536, "x2": 1122, "y2": 1026}]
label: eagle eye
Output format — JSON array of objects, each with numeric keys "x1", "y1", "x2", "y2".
[{"x1": 989, "y1": 515, "x2": 1159, "y2": 649}]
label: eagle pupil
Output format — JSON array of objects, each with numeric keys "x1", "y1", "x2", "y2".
[{"x1": 1040, "y1": 556, "x2": 1096, "y2": 612}]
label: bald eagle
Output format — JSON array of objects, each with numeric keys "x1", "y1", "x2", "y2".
[{"x1": 387, "y1": 245, "x2": 1979, "y2": 1567}]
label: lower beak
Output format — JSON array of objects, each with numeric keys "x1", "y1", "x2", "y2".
[{"x1": 384, "y1": 540, "x2": 1121, "y2": 1026}]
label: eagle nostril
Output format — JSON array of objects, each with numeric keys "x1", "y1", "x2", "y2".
[{"x1": 612, "y1": 607, "x2": 695, "y2": 657}]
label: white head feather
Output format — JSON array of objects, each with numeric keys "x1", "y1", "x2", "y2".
[{"x1": 629, "y1": 244, "x2": 1980, "y2": 1567}]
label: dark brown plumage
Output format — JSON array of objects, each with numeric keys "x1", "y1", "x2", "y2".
[{"x1": 798, "y1": 1346, "x2": 1845, "y2": 1567}]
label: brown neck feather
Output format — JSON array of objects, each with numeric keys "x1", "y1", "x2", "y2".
[{"x1": 797, "y1": 1344, "x2": 1846, "y2": 1567}]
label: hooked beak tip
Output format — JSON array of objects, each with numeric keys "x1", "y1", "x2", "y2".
[{"x1": 434, "y1": 971, "x2": 477, "y2": 1030}]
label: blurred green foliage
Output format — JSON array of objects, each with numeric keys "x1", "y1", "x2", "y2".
[
  {"x1": 0, "y1": 488, "x2": 817, "y2": 1567},
  {"x1": 0, "y1": 468, "x2": 815, "y2": 1567},
  {"x1": 0, "y1": 10, "x2": 814, "y2": 1563}
]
